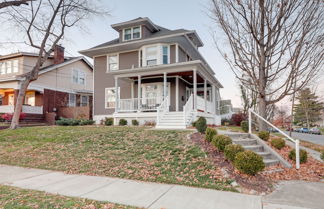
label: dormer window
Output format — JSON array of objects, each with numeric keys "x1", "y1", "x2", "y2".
[{"x1": 123, "y1": 26, "x2": 141, "y2": 41}]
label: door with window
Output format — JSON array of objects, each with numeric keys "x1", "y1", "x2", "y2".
[{"x1": 141, "y1": 83, "x2": 170, "y2": 108}]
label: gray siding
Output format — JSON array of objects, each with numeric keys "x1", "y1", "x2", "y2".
[
  {"x1": 119, "y1": 51, "x2": 138, "y2": 70},
  {"x1": 170, "y1": 45, "x2": 176, "y2": 64}
]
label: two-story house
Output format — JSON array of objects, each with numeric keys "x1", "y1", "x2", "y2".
[
  {"x1": 0, "y1": 46, "x2": 93, "y2": 122},
  {"x1": 80, "y1": 17, "x2": 223, "y2": 129}
]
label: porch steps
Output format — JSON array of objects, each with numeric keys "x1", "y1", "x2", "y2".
[
  {"x1": 226, "y1": 134, "x2": 280, "y2": 167},
  {"x1": 155, "y1": 112, "x2": 187, "y2": 129}
]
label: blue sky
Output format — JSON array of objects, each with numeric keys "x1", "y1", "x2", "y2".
[{"x1": 4, "y1": 0, "x2": 322, "y2": 107}]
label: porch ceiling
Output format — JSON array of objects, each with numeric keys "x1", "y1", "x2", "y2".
[{"x1": 129, "y1": 71, "x2": 205, "y2": 84}]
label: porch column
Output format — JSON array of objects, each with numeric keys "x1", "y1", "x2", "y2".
[
  {"x1": 193, "y1": 69, "x2": 197, "y2": 110},
  {"x1": 115, "y1": 77, "x2": 119, "y2": 113},
  {"x1": 212, "y1": 85, "x2": 216, "y2": 114},
  {"x1": 131, "y1": 81, "x2": 134, "y2": 100},
  {"x1": 204, "y1": 79, "x2": 207, "y2": 113},
  {"x1": 137, "y1": 75, "x2": 141, "y2": 112},
  {"x1": 176, "y1": 76, "x2": 179, "y2": 111},
  {"x1": 163, "y1": 72, "x2": 167, "y2": 99}
]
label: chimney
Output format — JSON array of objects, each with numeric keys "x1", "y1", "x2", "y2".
[{"x1": 54, "y1": 45, "x2": 65, "y2": 64}]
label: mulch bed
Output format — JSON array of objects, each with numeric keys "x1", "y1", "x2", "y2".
[{"x1": 190, "y1": 132, "x2": 324, "y2": 195}]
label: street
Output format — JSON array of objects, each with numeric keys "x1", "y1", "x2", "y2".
[{"x1": 284, "y1": 131, "x2": 324, "y2": 146}]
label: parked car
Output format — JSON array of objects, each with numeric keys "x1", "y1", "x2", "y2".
[
  {"x1": 268, "y1": 127, "x2": 279, "y2": 132},
  {"x1": 309, "y1": 127, "x2": 321, "y2": 135},
  {"x1": 296, "y1": 127, "x2": 309, "y2": 133}
]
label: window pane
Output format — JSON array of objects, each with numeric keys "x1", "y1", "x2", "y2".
[
  {"x1": 6, "y1": 61, "x2": 12, "y2": 73},
  {"x1": 133, "y1": 27, "x2": 140, "y2": 39},
  {"x1": 81, "y1": 95, "x2": 88, "y2": 106},
  {"x1": 73, "y1": 70, "x2": 78, "y2": 83},
  {"x1": 69, "y1": 94, "x2": 76, "y2": 107},
  {"x1": 13, "y1": 60, "x2": 18, "y2": 73},
  {"x1": 124, "y1": 28, "x2": 132, "y2": 40},
  {"x1": 0, "y1": 62, "x2": 5, "y2": 74},
  {"x1": 109, "y1": 55, "x2": 117, "y2": 64},
  {"x1": 109, "y1": 63, "x2": 118, "y2": 71},
  {"x1": 147, "y1": 59, "x2": 157, "y2": 66},
  {"x1": 163, "y1": 46, "x2": 168, "y2": 55},
  {"x1": 79, "y1": 71, "x2": 85, "y2": 85}
]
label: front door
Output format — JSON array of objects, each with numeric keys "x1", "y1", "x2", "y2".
[{"x1": 141, "y1": 82, "x2": 170, "y2": 107}]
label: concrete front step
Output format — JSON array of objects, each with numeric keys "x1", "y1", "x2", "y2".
[
  {"x1": 233, "y1": 138, "x2": 257, "y2": 146},
  {"x1": 244, "y1": 145, "x2": 264, "y2": 152},
  {"x1": 263, "y1": 159, "x2": 280, "y2": 166},
  {"x1": 255, "y1": 151, "x2": 273, "y2": 159}
]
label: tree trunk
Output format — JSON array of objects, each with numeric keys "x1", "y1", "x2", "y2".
[
  {"x1": 258, "y1": 95, "x2": 267, "y2": 131},
  {"x1": 9, "y1": 79, "x2": 31, "y2": 129}
]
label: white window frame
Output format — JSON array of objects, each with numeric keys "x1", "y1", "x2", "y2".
[
  {"x1": 107, "y1": 54, "x2": 119, "y2": 72},
  {"x1": 105, "y1": 87, "x2": 120, "y2": 109},
  {"x1": 6, "y1": 61, "x2": 12, "y2": 74},
  {"x1": 72, "y1": 69, "x2": 86, "y2": 85},
  {"x1": 69, "y1": 93, "x2": 76, "y2": 107},
  {"x1": 140, "y1": 44, "x2": 171, "y2": 67},
  {"x1": 122, "y1": 25, "x2": 142, "y2": 41},
  {"x1": 0, "y1": 62, "x2": 5, "y2": 75},
  {"x1": 13, "y1": 60, "x2": 19, "y2": 73},
  {"x1": 80, "y1": 95, "x2": 89, "y2": 107}
]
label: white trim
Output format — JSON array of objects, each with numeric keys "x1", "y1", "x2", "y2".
[
  {"x1": 68, "y1": 93, "x2": 76, "y2": 107},
  {"x1": 80, "y1": 32, "x2": 196, "y2": 54},
  {"x1": 122, "y1": 25, "x2": 142, "y2": 42},
  {"x1": 175, "y1": 44, "x2": 179, "y2": 63},
  {"x1": 176, "y1": 76, "x2": 179, "y2": 111}
]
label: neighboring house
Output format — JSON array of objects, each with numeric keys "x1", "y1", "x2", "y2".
[
  {"x1": 220, "y1": 100, "x2": 234, "y2": 120},
  {"x1": 0, "y1": 46, "x2": 93, "y2": 123},
  {"x1": 80, "y1": 17, "x2": 223, "y2": 129}
]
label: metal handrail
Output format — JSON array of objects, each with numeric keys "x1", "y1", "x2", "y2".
[{"x1": 248, "y1": 109, "x2": 300, "y2": 169}]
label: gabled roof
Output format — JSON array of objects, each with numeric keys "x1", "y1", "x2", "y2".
[
  {"x1": 39, "y1": 57, "x2": 93, "y2": 75},
  {"x1": 111, "y1": 17, "x2": 159, "y2": 32}
]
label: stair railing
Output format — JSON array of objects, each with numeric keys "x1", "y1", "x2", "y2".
[
  {"x1": 156, "y1": 96, "x2": 169, "y2": 126},
  {"x1": 248, "y1": 108, "x2": 300, "y2": 169},
  {"x1": 184, "y1": 94, "x2": 194, "y2": 126}
]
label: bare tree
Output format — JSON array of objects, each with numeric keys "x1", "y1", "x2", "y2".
[
  {"x1": 7, "y1": 0, "x2": 106, "y2": 129},
  {"x1": 0, "y1": 0, "x2": 32, "y2": 9},
  {"x1": 210, "y1": 0, "x2": 324, "y2": 130}
]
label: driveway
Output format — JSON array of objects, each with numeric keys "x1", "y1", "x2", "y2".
[{"x1": 284, "y1": 131, "x2": 324, "y2": 146}]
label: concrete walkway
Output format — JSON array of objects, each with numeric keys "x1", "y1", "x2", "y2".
[{"x1": 0, "y1": 165, "x2": 322, "y2": 209}]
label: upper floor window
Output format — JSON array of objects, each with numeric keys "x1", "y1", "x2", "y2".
[
  {"x1": 123, "y1": 26, "x2": 141, "y2": 41},
  {"x1": 146, "y1": 46, "x2": 158, "y2": 66},
  {"x1": 72, "y1": 69, "x2": 86, "y2": 85},
  {"x1": 108, "y1": 55, "x2": 118, "y2": 71},
  {"x1": 0, "y1": 60, "x2": 19, "y2": 75},
  {"x1": 162, "y1": 46, "x2": 169, "y2": 64},
  {"x1": 140, "y1": 44, "x2": 170, "y2": 67}
]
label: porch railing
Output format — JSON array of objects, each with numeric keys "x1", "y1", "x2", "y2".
[
  {"x1": 197, "y1": 95, "x2": 213, "y2": 113},
  {"x1": 0, "y1": 105, "x2": 15, "y2": 113},
  {"x1": 184, "y1": 94, "x2": 194, "y2": 126},
  {"x1": 117, "y1": 97, "x2": 164, "y2": 112},
  {"x1": 156, "y1": 96, "x2": 169, "y2": 125},
  {"x1": 248, "y1": 109, "x2": 300, "y2": 169},
  {"x1": 0, "y1": 105, "x2": 43, "y2": 114}
]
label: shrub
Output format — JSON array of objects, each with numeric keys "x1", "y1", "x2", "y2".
[
  {"x1": 195, "y1": 117, "x2": 207, "y2": 133},
  {"x1": 234, "y1": 150, "x2": 265, "y2": 175},
  {"x1": 224, "y1": 144, "x2": 244, "y2": 161},
  {"x1": 271, "y1": 138, "x2": 285, "y2": 150},
  {"x1": 119, "y1": 119, "x2": 128, "y2": 126},
  {"x1": 56, "y1": 118, "x2": 80, "y2": 126},
  {"x1": 241, "y1": 121, "x2": 249, "y2": 133},
  {"x1": 221, "y1": 118, "x2": 230, "y2": 126},
  {"x1": 288, "y1": 149, "x2": 308, "y2": 164},
  {"x1": 205, "y1": 127, "x2": 217, "y2": 142},
  {"x1": 321, "y1": 151, "x2": 324, "y2": 161},
  {"x1": 212, "y1": 135, "x2": 232, "y2": 151},
  {"x1": 258, "y1": 131, "x2": 270, "y2": 141},
  {"x1": 0, "y1": 114, "x2": 5, "y2": 122},
  {"x1": 132, "y1": 119, "x2": 139, "y2": 126},
  {"x1": 1, "y1": 113, "x2": 26, "y2": 121},
  {"x1": 79, "y1": 119, "x2": 95, "y2": 126},
  {"x1": 231, "y1": 113, "x2": 246, "y2": 126},
  {"x1": 104, "y1": 117, "x2": 114, "y2": 126}
]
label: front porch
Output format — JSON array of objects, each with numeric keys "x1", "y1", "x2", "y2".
[
  {"x1": 111, "y1": 67, "x2": 222, "y2": 128},
  {"x1": 0, "y1": 89, "x2": 43, "y2": 115}
]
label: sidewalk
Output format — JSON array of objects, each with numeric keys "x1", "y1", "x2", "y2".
[{"x1": 0, "y1": 165, "x2": 322, "y2": 209}]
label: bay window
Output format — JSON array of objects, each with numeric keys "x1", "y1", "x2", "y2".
[
  {"x1": 146, "y1": 46, "x2": 158, "y2": 66},
  {"x1": 140, "y1": 44, "x2": 170, "y2": 67}
]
